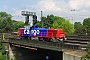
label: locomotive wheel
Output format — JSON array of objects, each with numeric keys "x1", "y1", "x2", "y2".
[
  {"x1": 45, "y1": 38, "x2": 51, "y2": 42},
  {"x1": 50, "y1": 38, "x2": 59, "y2": 42},
  {"x1": 38, "y1": 37, "x2": 44, "y2": 41},
  {"x1": 58, "y1": 38, "x2": 63, "y2": 41},
  {"x1": 21, "y1": 36, "x2": 30, "y2": 40},
  {"x1": 29, "y1": 36, "x2": 32, "y2": 40},
  {"x1": 58, "y1": 37, "x2": 66, "y2": 42}
]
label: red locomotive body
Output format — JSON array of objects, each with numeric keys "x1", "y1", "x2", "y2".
[{"x1": 46, "y1": 28, "x2": 65, "y2": 39}]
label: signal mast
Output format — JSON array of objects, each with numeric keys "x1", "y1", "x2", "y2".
[{"x1": 21, "y1": 11, "x2": 37, "y2": 26}]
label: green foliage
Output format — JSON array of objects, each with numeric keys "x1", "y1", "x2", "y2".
[
  {"x1": 45, "y1": 14, "x2": 55, "y2": 27},
  {"x1": 0, "y1": 41, "x2": 7, "y2": 60},
  {"x1": 0, "y1": 42, "x2": 2, "y2": 49},
  {"x1": 36, "y1": 21, "x2": 41, "y2": 27},
  {"x1": 82, "y1": 42, "x2": 90, "y2": 60},
  {"x1": 12, "y1": 20, "x2": 24, "y2": 31},
  {"x1": 53, "y1": 17, "x2": 74, "y2": 34},
  {"x1": 36, "y1": 15, "x2": 90, "y2": 35},
  {"x1": 87, "y1": 42, "x2": 90, "y2": 48},
  {"x1": 0, "y1": 11, "x2": 25, "y2": 32},
  {"x1": 0, "y1": 54, "x2": 7, "y2": 60},
  {"x1": 74, "y1": 22, "x2": 82, "y2": 29},
  {"x1": 87, "y1": 42, "x2": 90, "y2": 53},
  {"x1": 0, "y1": 12, "x2": 14, "y2": 32},
  {"x1": 36, "y1": 14, "x2": 57, "y2": 28},
  {"x1": 74, "y1": 22, "x2": 86, "y2": 34},
  {"x1": 1, "y1": 49, "x2": 6, "y2": 55},
  {"x1": 36, "y1": 14, "x2": 74, "y2": 34},
  {"x1": 83, "y1": 18, "x2": 90, "y2": 34},
  {"x1": 74, "y1": 18, "x2": 90, "y2": 35},
  {"x1": 0, "y1": 41, "x2": 12, "y2": 60}
]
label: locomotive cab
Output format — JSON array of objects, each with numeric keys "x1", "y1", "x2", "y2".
[{"x1": 46, "y1": 28, "x2": 66, "y2": 42}]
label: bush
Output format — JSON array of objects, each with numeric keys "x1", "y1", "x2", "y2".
[{"x1": 82, "y1": 42, "x2": 90, "y2": 60}]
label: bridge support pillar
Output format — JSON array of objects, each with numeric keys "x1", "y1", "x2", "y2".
[
  {"x1": 2, "y1": 42, "x2": 15, "y2": 60},
  {"x1": 9, "y1": 44, "x2": 16, "y2": 60},
  {"x1": 63, "y1": 51, "x2": 84, "y2": 60}
]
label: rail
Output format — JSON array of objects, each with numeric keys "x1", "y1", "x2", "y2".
[
  {"x1": 1, "y1": 33, "x2": 89, "y2": 51},
  {"x1": 2, "y1": 37, "x2": 86, "y2": 51}
]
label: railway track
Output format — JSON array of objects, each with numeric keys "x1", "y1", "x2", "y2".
[
  {"x1": 0, "y1": 32, "x2": 19, "y2": 40},
  {"x1": 0, "y1": 33, "x2": 90, "y2": 51},
  {"x1": 65, "y1": 34, "x2": 90, "y2": 50}
]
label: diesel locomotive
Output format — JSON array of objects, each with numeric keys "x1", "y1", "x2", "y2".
[{"x1": 17, "y1": 25, "x2": 66, "y2": 42}]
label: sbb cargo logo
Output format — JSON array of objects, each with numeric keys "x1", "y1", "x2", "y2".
[
  {"x1": 31, "y1": 30, "x2": 40, "y2": 36},
  {"x1": 24, "y1": 29, "x2": 30, "y2": 34}
]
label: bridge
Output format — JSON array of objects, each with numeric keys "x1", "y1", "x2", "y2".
[
  {"x1": 0, "y1": 33, "x2": 89, "y2": 60},
  {"x1": 1, "y1": 33, "x2": 88, "y2": 51}
]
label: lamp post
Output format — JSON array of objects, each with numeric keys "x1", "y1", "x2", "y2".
[
  {"x1": 71, "y1": 17, "x2": 74, "y2": 29},
  {"x1": 41, "y1": 11, "x2": 43, "y2": 28},
  {"x1": 71, "y1": 9, "x2": 75, "y2": 29}
]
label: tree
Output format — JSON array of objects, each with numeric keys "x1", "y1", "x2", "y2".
[
  {"x1": 36, "y1": 21, "x2": 41, "y2": 28},
  {"x1": 74, "y1": 22, "x2": 82, "y2": 29},
  {"x1": 0, "y1": 12, "x2": 14, "y2": 32},
  {"x1": 82, "y1": 42, "x2": 90, "y2": 60},
  {"x1": 83, "y1": 18, "x2": 90, "y2": 34},
  {"x1": 36, "y1": 14, "x2": 74, "y2": 34},
  {"x1": 53, "y1": 17, "x2": 74, "y2": 34},
  {"x1": 36, "y1": 14, "x2": 56, "y2": 28},
  {"x1": 0, "y1": 41, "x2": 7, "y2": 60},
  {"x1": 74, "y1": 22, "x2": 85, "y2": 34},
  {"x1": 45, "y1": 14, "x2": 55, "y2": 27},
  {"x1": 12, "y1": 20, "x2": 24, "y2": 31}
]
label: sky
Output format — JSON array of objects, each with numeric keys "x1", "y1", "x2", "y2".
[{"x1": 0, "y1": 0, "x2": 90, "y2": 25}]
